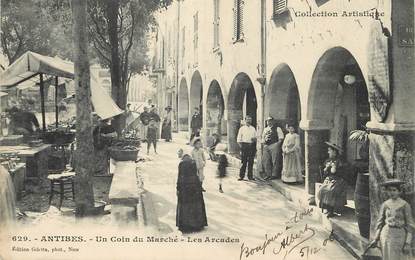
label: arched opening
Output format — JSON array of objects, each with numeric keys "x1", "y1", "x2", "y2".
[
  {"x1": 227, "y1": 73, "x2": 257, "y2": 154},
  {"x1": 266, "y1": 64, "x2": 304, "y2": 181},
  {"x1": 190, "y1": 71, "x2": 203, "y2": 123},
  {"x1": 308, "y1": 47, "x2": 370, "y2": 164},
  {"x1": 206, "y1": 80, "x2": 226, "y2": 139},
  {"x1": 178, "y1": 78, "x2": 189, "y2": 131},
  {"x1": 307, "y1": 47, "x2": 371, "y2": 237}
]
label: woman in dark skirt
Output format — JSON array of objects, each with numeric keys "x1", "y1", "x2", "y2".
[
  {"x1": 176, "y1": 153, "x2": 208, "y2": 233},
  {"x1": 317, "y1": 142, "x2": 348, "y2": 218},
  {"x1": 161, "y1": 106, "x2": 172, "y2": 142}
]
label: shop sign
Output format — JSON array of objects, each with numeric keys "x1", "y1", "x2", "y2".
[{"x1": 398, "y1": 25, "x2": 414, "y2": 47}]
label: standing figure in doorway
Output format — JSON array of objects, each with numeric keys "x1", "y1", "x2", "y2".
[
  {"x1": 368, "y1": 179, "x2": 414, "y2": 260},
  {"x1": 176, "y1": 151, "x2": 208, "y2": 233},
  {"x1": 237, "y1": 115, "x2": 257, "y2": 181},
  {"x1": 317, "y1": 142, "x2": 348, "y2": 217},
  {"x1": 191, "y1": 138, "x2": 206, "y2": 192},
  {"x1": 261, "y1": 117, "x2": 284, "y2": 180},
  {"x1": 281, "y1": 123, "x2": 303, "y2": 183},
  {"x1": 190, "y1": 107, "x2": 202, "y2": 144},
  {"x1": 161, "y1": 106, "x2": 173, "y2": 142}
]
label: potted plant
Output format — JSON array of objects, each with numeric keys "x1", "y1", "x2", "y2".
[
  {"x1": 349, "y1": 128, "x2": 369, "y2": 161},
  {"x1": 349, "y1": 127, "x2": 370, "y2": 239}
]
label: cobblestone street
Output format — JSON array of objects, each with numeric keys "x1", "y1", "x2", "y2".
[{"x1": 137, "y1": 134, "x2": 354, "y2": 260}]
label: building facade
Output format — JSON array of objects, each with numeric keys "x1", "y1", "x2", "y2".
[{"x1": 150, "y1": 0, "x2": 414, "y2": 253}]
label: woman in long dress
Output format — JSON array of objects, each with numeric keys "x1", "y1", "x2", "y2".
[
  {"x1": 369, "y1": 179, "x2": 414, "y2": 260},
  {"x1": 176, "y1": 153, "x2": 208, "y2": 233},
  {"x1": 281, "y1": 124, "x2": 303, "y2": 183},
  {"x1": 161, "y1": 106, "x2": 172, "y2": 142},
  {"x1": 317, "y1": 142, "x2": 348, "y2": 217}
]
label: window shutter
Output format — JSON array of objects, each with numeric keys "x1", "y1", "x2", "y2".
[
  {"x1": 213, "y1": 0, "x2": 220, "y2": 48},
  {"x1": 233, "y1": 0, "x2": 244, "y2": 41},
  {"x1": 273, "y1": 0, "x2": 287, "y2": 16},
  {"x1": 182, "y1": 26, "x2": 185, "y2": 60},
  {"x1": 193, "y1": 12, "x2": 199, "y2": 64},
  {"x1": 233, "y1": 0, "x2": 237, "y2": 41}
]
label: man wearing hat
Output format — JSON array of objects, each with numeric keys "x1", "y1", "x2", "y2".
[
  {"x1": 189, "y1": 107, "x2": 202, "y2": 144},
  {"x1": 261, "y1": 116, "x2": 285, "y2": 180}
]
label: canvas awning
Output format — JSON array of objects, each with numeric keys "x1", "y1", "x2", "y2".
[
  {"x1": 0, "y1": 51, "x2": 74, "y2": 87},
  {"x1": 0, "y1": 51, "x2": 123, "y2": 121}
]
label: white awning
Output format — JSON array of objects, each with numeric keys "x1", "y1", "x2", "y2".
[{"x1": 0, "y1": 51, "x2": 123, "y2": 120}]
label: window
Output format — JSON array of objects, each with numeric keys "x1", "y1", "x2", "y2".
[
  {"x1": 213, "y1": 0, "x2": 220, "y2": 48},
  {"x1": 233, "y1": 0, "x2": 244, "y2": 42},
  {"x1": 193, "y1": 12, "x2": 199, "y2": 65},
  {"x1": 273, "y1": 0, "x2": 288, "y2": 17}
]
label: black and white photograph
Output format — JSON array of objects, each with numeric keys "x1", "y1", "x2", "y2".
[{"x1": 0, "y1": 0, "x2": 414, "y2": 259}]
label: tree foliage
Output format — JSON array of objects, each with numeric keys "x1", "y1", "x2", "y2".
[{"x1": 0, "y1": 0, "x2": 73, "y2": 65}]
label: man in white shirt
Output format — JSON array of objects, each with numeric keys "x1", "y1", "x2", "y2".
[{"x1": 237, "y1": 115, "x2": 257, "y2": 181}]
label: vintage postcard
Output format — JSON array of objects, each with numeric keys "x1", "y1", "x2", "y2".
[{"x1": 0, "y1": 0, "x2": 414, "y2": 259}]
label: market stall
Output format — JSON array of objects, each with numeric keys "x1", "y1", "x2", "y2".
[{"x1": 0, "y1": 51, "x2": 123, "y2": 184}]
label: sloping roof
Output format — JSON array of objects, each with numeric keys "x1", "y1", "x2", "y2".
[
  {"x1": 0, "y1": 51, "x2": 123, "y2": 120},
  {"x1": 0, "y1": 51, "x2": 74, "y2": 87}
]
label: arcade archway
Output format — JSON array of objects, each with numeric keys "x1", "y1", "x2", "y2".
[
  {"x1": 227, "y1": 73, "x2": 257, "y2": 154},
  {"x1": 266, "y1": 64, "x2": 301, "y2": 129},
  {"x1": 306, "y1": 47, "x2": 371, "y2": 213},
  {"x1": 178, "y1": 78, "x2": 189, "y2": 131},
  {"x1": 266, "y1": 64, "x2": 304, "y2": 180},
  {"x1": 190, "y1": 71, "x2": 203, "y2": 120},
  {"x1": 206, "y1": 80, "x2": 226, "y2": 138}
]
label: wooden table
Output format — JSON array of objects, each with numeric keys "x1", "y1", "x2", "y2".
[{"x1": 0, "y1": 144, "x2": 51, "y2": 181}]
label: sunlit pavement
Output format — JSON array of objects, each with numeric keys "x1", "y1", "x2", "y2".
[{"x1": 137, "y1": 133, "x2": 354, "y2": 260}]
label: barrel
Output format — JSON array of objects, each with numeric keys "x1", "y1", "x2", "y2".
[{"x1": 354, "y1": 172, "x2": 371, "y2": 239}]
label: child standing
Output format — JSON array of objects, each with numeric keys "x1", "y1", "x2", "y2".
[
  {"x1": 216, "y1": 153, "x2": 228, "y2": 193},
  {"x1": 191, "y1": 138, "x2": 206, "y2": 192},
  {"x1": 146, "y1": 119, "x2": 158, "y2": 155},
  {"x1": 368, "y1": 178, "x2": 414, "y2": 260}
]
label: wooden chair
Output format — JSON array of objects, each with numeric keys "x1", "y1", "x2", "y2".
[{"x1": 47, "y1": 171, "x2": 75, "y2": 210}]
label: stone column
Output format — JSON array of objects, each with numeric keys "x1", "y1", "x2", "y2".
[
  {"x1": 368, "y1": 129, "x2": 415, "y2": 243},
  {"x1": 304, "y1": 129, "x2": 329, "y2": 204},
  {"x1": 227, "y1": 109, "x2": 242, "y2": 154}
]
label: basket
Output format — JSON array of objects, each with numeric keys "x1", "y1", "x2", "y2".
[{"x1": 109, "y1": 147, "x2": 139, "y2": 161}]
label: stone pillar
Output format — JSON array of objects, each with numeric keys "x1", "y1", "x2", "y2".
[
  {"x1": 304, "y1": 129, "x2": 329, "y2": 204},
  {"x1": 368, "y1": 130, "x2": 415, "y2": 243},
  {"x1": 227, "y1": 109, "x2": 242, "y2": 154}
]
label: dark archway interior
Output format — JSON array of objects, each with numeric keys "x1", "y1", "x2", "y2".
[
  {"x1": 267, "y1": 64, "x2": 301, "y2": 128},
  {"x1": 227, "y1": 73, "x2": 257, "y2": 154},
  {"x1": 178, "y1": 78, "x2": 189, "y2": 131},
  {"x1": 190, "y1": 71, "x2": 203, "y2": 119},
  {"x1": 206, "y1": 80, "x2": 226, "y2": 138},
  {"x1": 307, "y1": 47, "x2": 371, "y2": 214}
]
